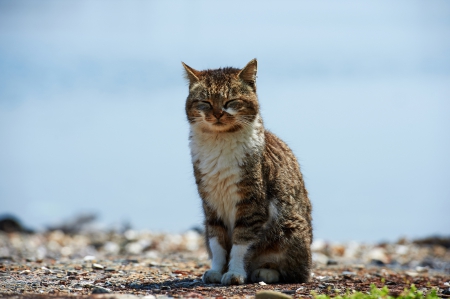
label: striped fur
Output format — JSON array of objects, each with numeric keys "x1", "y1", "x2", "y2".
[{"x1": 183, "y1": 59, "x2": 312, "y2": 285}]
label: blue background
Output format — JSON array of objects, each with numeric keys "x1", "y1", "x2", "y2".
[{"x1": 1, "y1": 0, "x2": 449, "y2": 242}]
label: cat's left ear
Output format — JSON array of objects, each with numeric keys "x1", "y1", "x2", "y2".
[
  {"x1": 238, "y1": 59, "x2": 257, "y2": 90},
  {"x1": 182, "y1": 62, "x2": 201, "y2": 86}
]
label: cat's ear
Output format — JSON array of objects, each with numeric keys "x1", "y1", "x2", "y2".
[
  {"x1": 182, "y1": 62, "x2": 201, "y2": 85},
  {"x1": 238, "y1": 59, "x2": 257, "y2": 90}
]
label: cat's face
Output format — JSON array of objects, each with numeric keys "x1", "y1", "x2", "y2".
[{"x1": 183, "y1": 60, "x2": 260, "y2": 133}]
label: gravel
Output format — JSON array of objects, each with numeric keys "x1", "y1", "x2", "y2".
[{"x1": 0, "y1": 229, "x2": 449, "y2": 298}]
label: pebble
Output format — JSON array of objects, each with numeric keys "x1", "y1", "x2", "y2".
[
  {"x1": 342, "y1": 271, "x2": 356, "y2": 276},
  {"x1": 129, "y1": 281, "x2": 143, "y2": 289},
  {"x1": 84, "y1": 255, "x2": 96, "y2": 261},
  {"x1": 92, "y1": 286, "x2": 112, "y2": 294},
  {"x1": 416, "y1": 266, "x2": 429, "y2": 273},
  {"x1": 258, "y1": 281, "x2": 267, "y2": 285},
  {"x1": 93, "y1": 263, "x2": 104, "y2": 269},
  {"x1": 316, "y1": 275, "x2": 333, "y2": 282},
  {"x1": 281, "y1": 289, "x2": 296, "y2": 294},
  {"x1": 105, "y1": 267, "x2": 116, "y2": 272},
  {"x1": 0, "y1": 225, "x2": 448, "y2": 297},
  {"x1": 19, "y1": 270, "x2": 31, "y2": 275},
  {"x1": 256, "y1": 290, "x2": 293, "y2": 299}
]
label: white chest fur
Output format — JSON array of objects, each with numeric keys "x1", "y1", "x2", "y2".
[{"x1": 190, "y1": 119, "x2": 264, "y2": 234}]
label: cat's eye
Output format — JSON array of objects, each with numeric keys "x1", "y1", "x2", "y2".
[
  {"x1": 224, "y1": 99, "x2": 242, "y2": 109},
  {"x1": 196, "y1": 101, "x2": 212, "y2": 110}
]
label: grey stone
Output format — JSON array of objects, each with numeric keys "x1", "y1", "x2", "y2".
[{"x1": 92, "y1": 285, "x2": 112, "y2": 294}]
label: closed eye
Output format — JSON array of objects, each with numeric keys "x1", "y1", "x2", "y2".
[
  {"x1": 196, "y1": 100, "x2": 212, "y2": 110},
  {"x1": 224, "y1": 99, "x2": 242, "y2": 109}
]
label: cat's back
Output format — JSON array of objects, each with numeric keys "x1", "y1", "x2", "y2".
[{"x1": 262, "y1": 130, "x2": 312, "y2": 232}]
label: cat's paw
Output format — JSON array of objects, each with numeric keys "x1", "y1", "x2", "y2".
[
  {"x1": 221, "y1": 271, "x2": 246, "y2": 285},
  {"x1": 202, "y1": 270, "x2": 222, "y2": 284},
  {"x1": 250, "y1": 268, "x2": 280, "y2": 283}
]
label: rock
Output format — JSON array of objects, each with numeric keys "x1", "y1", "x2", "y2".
[
  {"x1": 258, "y1": 281, "x2": 267, "y2": 285},
  {"x1": 366, "y1": 247, "x2": 389, "y2": 264},
  {"x1": 92, "y1": 263, "x2": 104, "y2": 270},
  {"x1": 103, "y1": 241, "x2": 121, "y2": 255},
  {"x1": 256, "y1": 290, "x2": 293, "y2": 299},
  {"x1": 84, "y1": 255, "x2": 96, "y2": 261},
  {"x1": 129, "y1": 281, "x2": 143, "y2": 289},
  {"x1": 94, "y1": 295, "x2": 141, "y2": 299},
  {"x1": 415, "y1": 266, "x2": 429, "y2": 273},
  {"x1": 312, "y1": 252, "x2": 328, "y2": 265},
  {"x1": 66, "y1": 270, "x2": 78, "y2": 275},
  {"x1": 311, "y1": 239, "x2": 327, "y2": 253},
  {"x1": 91, "y1": 286, "x2": 112, "y2": 294},
  {"x1": 281, "y1": 289, "x2": 296, "y2": 294},
  {"x1": 316, "y1": 275, "x2": 333, "y2": 282},
  {"x1": 370, "y1": 259, "x2": 386, "y2": 266},
  {"x1": 327, "y1": 259, "x2": 338, "y2": 265},
  {"x1": 331, "y1": 244, "x2": 346, "y2": 257},
  {"x1": 19, "y1": 270, "x2": 31, "y2": 275},
  {"x1": 0, "y1": 215, "x2": 33, "y2": 233},
  {"x1": 405, "y1": 271, "x2": 419, "y2": 277}
]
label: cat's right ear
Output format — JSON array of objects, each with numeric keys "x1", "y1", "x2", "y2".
[
  {"x1": 182, "y1": 62, "x2": 201, "y2": 86},
  {"x1": 238, "y1": 59, "x2": 257, "y2": 91}
]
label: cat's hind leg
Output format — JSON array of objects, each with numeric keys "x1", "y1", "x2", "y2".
[{"x1": 250, "y1": 268, "x2": 280, "y2": 283}]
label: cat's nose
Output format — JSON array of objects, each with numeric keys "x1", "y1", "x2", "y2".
[{"x1": 213, "y1": 110, "x2": 224, "y2": 119}]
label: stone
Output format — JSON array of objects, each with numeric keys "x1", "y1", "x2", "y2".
[
  {"x1": 92, "y1": 263, "x2": 104, "y2": 269},
  {"x1": 84, "y1": 255, "x2": 96, "y2": 261},
  {"x1": 19, "y1": 270, "x2": 31, "y2": 275},
  {"x1": 129, "y1": 281, "x2": 143, "y2": 289},
  {"x1": 91, "y1": 286, "x2": 112, "y2": 294},
  {"x1": 256, "y1": 290, "x2": 293, "y2": 299},
  {"x1": 281, "y1": 289, "x2": 296, "y2": 294},
  {"x1": 415, "y1": 266, "x2": 428, "y2": 273},
  {"x1": 312, "y1": 252, "x2": 328, "y2": 265}
]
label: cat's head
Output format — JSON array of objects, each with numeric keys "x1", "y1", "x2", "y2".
[{"x1": 183, "y1": 59, "x2": 260, "y2": 133}]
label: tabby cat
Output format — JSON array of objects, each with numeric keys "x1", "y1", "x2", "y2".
[{"x1": 183, "y1": 59, "x2": 312, "y2": 285}]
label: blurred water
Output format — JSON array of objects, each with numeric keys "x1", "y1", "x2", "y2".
[{"x1": 0, "y1": 0, "x2": 449, "y2": 242}]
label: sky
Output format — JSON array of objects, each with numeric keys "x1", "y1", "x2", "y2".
[{"x1": 0, "y1": 0, "x2": 449, "y2": 242}]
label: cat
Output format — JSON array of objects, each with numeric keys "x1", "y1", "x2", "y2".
[{"x1": 182, "y1": 59, "x2": 312, "y2": 285}]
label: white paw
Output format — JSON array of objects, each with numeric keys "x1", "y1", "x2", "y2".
[
  {"x1": 221, "y1": 271, "x2": 246, "y2": 285},
  {"x1": 202, "y1": 270, "x2": 222, "y2": 284},
  {"x1": 250, "y1": 268, "x2": 280, "y2": 283}
]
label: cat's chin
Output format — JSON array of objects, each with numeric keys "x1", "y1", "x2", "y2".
[{"x1": 197, "y1": 121, "x2": 243, "y2": 133}]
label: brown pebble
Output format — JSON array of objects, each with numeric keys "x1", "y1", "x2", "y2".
[{"x1": 256, "y1": 290, "x2": 293, "y2": 299}]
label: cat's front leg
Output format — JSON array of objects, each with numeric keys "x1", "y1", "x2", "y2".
[
  {"x1": 221, "y1": 200, "x2": 267, "y2": 285},
  {"x1": 221, "y1": 243, "x2": 249, "y2": 285},
  {"x1": 202, "y1": 208, "x2": 229, "y2": 284},
  {"x1": 203, "y1": 236, "x2": 227, "y2": 284}
]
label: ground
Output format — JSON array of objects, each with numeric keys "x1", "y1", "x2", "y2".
[{"x1": 0, "y1": 229, "x2": 449, "y2": 298}]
